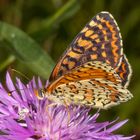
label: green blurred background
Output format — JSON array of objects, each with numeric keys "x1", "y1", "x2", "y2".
[{"x1": 0, "y1": 0, "x2": 139, "y2": 139}]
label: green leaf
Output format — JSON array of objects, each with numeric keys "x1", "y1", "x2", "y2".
[{"x1": 0, "y1": 21, "x2": 54, "y2": 79}]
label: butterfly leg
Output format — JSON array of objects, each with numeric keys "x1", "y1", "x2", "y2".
[
  {"x1": 45, "y1": 102, "x2": 58, "y2": 125},
  {"x1": 63, "y1": 100, "x2": 71, "y2": 127}
]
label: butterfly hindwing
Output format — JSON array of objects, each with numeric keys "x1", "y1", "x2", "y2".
[
  {"x1": 46, "y1": 61, "x2": 132, "y2": 109},
  {"x1": 116, "y1": 55, "x2": 132, "y2": 87},
  {"x1": 49, "y1": 12, "x2": 123, "y2": 82}
]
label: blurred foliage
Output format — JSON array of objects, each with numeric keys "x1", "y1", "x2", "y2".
[{"x1": 0, "y1": 0, "x2": 140, "y2": 139}]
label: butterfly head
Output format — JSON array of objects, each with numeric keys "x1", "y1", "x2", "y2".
[{"x1": 34, "y1": 88, "x2": 59, "y2": 102}]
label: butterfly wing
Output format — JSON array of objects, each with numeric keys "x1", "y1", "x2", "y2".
[
  {"x1": 49, "y1": 11, "x2": 123, "y2": 82},
  {"x1": 116, "y1": 55, "x2": 132, "y2": 87},
  {"x1": 46, "y1": 61, "x2": 132, "y2": 109}
]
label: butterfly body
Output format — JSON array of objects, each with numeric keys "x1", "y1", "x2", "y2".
[{"x1": 42, "y1": 11, "x2": 133, "y2": 109}]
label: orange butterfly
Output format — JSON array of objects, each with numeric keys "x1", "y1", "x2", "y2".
[{"x1": 38, "y1": 11, "x2": 133, "y2": 109}]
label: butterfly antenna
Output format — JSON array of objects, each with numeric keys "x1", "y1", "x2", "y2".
[
  {"x1": 7, "y1": 69, "x2": 30, "y2": 95},
  {"x1": 11, "y1": 69, "x2": 30, "y2": 81}
]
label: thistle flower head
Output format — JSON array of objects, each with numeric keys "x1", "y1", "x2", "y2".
[{"x1": 0, "y1": 72, "x2": 134, "y2": 140}]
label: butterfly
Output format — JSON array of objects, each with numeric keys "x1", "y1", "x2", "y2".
[{"x1": 38, "y1": 11, "x2": 133, "y2": 109}]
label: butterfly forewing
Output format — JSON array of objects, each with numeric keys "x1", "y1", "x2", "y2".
[{"x1": 49, "y1": 12, "x2": 123, "y2": 82}]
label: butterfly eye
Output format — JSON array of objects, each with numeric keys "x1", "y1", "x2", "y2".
[{"x1": 34, "y1": 89, "x2": 45, "y2": 99}]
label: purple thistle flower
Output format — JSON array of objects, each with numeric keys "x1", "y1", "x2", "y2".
[{"x1": 0, "y1": 72, "x2": 134, "y2": 140}]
